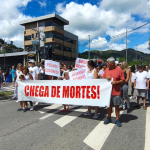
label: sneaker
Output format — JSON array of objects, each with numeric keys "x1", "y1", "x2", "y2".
[
  {"x1": 67, "y1": 109, "x2": 71, "y2": 111},
  {"x1": 93, "y1": 113, "x2": 99, "y2": 119},
  {"x1": 130, "y1": 96, "x2": 133, "y2": 100},
  {"x1": 30, "y1": 107, "x2": 34, "y2": 111},
  {"x1": 115, "y1": 119, "x2": 122, "y2": 127},
  {"x1": 127, "y1": 109, "x2": 131, "y2": 114},
  {"x1": 35, "y1": 102, "x2": 39, "y2": 105},
  {"x1": 104, "y1": 118, "x2": 112, "y2": 124},
  {"x1": 12, "y1": 97, "x2": 17, "y2": 100},
  {"x1": 17, "y1": 108, "x2": 23, "y2": 111},
  {"x1": 83, "y1": 111, "x2": 92, "y2": 116},
  {"x1": 23, "y1": 109, "x2": 27, "y2": 112},
  {"x1": 120, "y1": 107, "x2": 124, "y2": 111},
  {"x1": 61, "y1": 109, "x2": 67, "y2": 112},
  {"x1": 16, "y1": 100, "x2": 19, "y2": 102}
]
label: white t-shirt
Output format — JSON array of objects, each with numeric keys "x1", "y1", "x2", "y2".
[
  {"x1": 86, "y1": 69, "x2": 95, "y2": 79},
  {"x1": 62, "y1": 70, "x2": 69, "y2": 78},
  {"x1": 28, "y1": 66, "x2": 40, "y2": 80},
  {"x1": 24, "y1": 73, "x2": 30, "y2": 80},
  {"x1": 16, "y1": 70, "x2": 22, "y2": 82},
  {"x1": 135, "y1": 71, "x2": 149, "y2": 89},
  {"x1": 131, "y1": 72, "x2": 136, "y2": 83}
]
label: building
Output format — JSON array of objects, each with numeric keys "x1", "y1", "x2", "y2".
[{"x1": 19, "y1": 13, "x2": 78, "y2": 66}]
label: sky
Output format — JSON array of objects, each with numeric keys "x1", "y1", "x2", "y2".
[{"x1": 1, "y1": 0, "x2": 150, "y2": 54}]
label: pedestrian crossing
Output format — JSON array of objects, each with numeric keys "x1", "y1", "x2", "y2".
[{"x1": 36, "y1": 104, "x2": 150, "y2": 150}]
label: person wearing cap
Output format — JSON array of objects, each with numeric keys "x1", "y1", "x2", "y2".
[
  {"x1": 28, "y1": 59, "x2": 40, "y2": 105},
  {"x1": 115, "y1": 61, "x2": 119, "y2": 67},
  {"x1": 28, "y1": 59, "x2": 39, "y2": 80},
  {"x1": 98, "y1": 62, "x2": 107, "y2": 78},
  {"x1": 134, "y1": 65, "x2": 149, "y2": 110}
]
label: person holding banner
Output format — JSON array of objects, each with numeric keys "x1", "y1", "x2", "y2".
[
  {"x1": 103, "y1": 57, "x2": 125, "y2": 127},
  {"x1": 83, "y1": 60, "x2": 99, "y2": 119},
  {"x1": 61, "y1": 72, "x2": 70, "y2": 111},
  {"x1": 22, "y1": 66, "x2": 34, "y2": 111},
  {"x1": 12, "y1": 63, "x2": 23, "y2": 101},
  {"x1": 28, "y1": 59, "x2": 40, "y2": 105}
]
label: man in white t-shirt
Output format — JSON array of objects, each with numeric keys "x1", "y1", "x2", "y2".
[
  {"x1": 28, "y1": 59, "x2": 40, "y2": 106},
  {"x1": 28, "y1": 60, "x2": 39, "y2": 80},
  {"x1": 134, "y1": 65, "x2": 149, "y2": 110}
]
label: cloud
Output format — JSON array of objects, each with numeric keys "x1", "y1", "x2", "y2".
[
  {"x1": 38, "y1": 1, "x2": 47, "y2": 7},
  {"x1": 135, "y1": 41, "x2": 150, "y2": 54},
  {"x1": 0, "y1": 0, "x2": 32, "y2": 48},
  {"x1": 56, "y1": 1, "x2": 150, "y2": 41}
]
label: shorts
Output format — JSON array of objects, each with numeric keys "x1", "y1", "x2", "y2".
[
  {"x1": 110, "y1": 95, "x2": 121, "y2": 106},
  {"x1": 136, "y1": 89, "x2": 147, "y2": 97},
  {"x1": 12, "y1": 78, "x2": 15, "y2": 81}
]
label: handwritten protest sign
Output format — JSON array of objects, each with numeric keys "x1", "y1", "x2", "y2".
[
  {"x1": 69, "y1": 68, "x2": 86, "y2": 80},
  {"x1": 45, "y1": 60, "x2": 60, "y2": 77},
  {"x1": 75, "y1": 58, "x2": 89, "y2": 77}
]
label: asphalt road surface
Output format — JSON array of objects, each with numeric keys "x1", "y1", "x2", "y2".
[{"x1": 0, "y1": 83, "x2": 150, "y2": 150}]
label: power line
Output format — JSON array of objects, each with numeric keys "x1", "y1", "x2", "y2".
[{"x1": 78, "y1": 21, "x2": 150, "y2": 46}]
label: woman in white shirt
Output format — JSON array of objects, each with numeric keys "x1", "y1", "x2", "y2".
[
  {"x1": 130, "y1": 65, "x2": 136, "y2": 99},
  {"x1": 84, "y1": 60, "x2": 99, "y2": 119},
  {"x1": 22, "y1": 66, "x2": 33, "y2": 111}
]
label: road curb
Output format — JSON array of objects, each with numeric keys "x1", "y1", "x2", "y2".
[{"x1": 0, "y1": 95, "x2": 13, "y2": 100}]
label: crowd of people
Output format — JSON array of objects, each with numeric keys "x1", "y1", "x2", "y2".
[{"x1": 10, "y1": 57, "x2": 150, "y2": 127}]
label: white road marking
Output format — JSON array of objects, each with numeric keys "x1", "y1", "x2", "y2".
[
  {"x1": 43, "y1": 104, "x2": 62, "y2": 109},
  {"x1": 144, "y1": 107, "x2": 150, "y2": 150},
  {"x1": 83, "y1": 108, "x2": 123, "y2": 150},
  {"x1": 39, "y1": 111, "x2": 45, "y2": 114},
  {"x1": 54, "y1": 108, "x2": 94, "y2": 127},
  {"x1": 39, "y1": 113, "x2": 54, "y2": 120},
  {"x1": 39, "y1": 104, "x2": 62, "y2": 120}
]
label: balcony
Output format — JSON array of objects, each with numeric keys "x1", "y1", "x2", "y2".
[
  {"x1": 25, "y1": 40, "x2": 32, "y2": 46},
  {"x1": 43, "y1": 26, "x2": 64, "y2": 35}
]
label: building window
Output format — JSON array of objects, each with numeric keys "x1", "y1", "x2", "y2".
[
  {"x1": 53, "y1": 21, "x2": 64, "y2": 30},
  {"x1": 25, "y1": 35, "x2": 31, "y2": 41},
  {"x1": 45, "y1": 32, "x2": 53, "y2": 38},
  {"x1": 25, "y1": 46, "x2": 36, "y2": 52},
  {"x1": 72, "y1": 49, "x2": 76, "y2": 53},
  {"x1": 53, "y1": 32, "x2": 64, "y2": 40},
  {"x1": 54, "y1": 44, "x2": 63, "y2": 51},
  {"x1": 45, "y1": 21, "x2": 53, "y2": 27},
  {"x1": 36, "y1": 33, "x2": 38, "y2": 38},
  {"x1": 54, "y1": 54, "x2": 63, "y2": 61},
  {"x1": 32, "y1": 34, "x2": 34, "y2": 38},
  {"x1": 64, "y1": 46, "x2": 71, "y2": 52}
]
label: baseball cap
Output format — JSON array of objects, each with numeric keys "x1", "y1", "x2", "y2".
[
  {"x1": 29, "y1": 59, "x2": 35, "y2": 63},
  {"x1": 115, "y1": 61, "x2": 119, "y2": 65},
  {"x1": 138, "y1": 64, "x2": 143, "y2": 68},
  {"x1": 101, "y1": 62, "x2": 107, "y2": 66}
]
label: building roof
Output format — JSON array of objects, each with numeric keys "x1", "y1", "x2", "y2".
[
  {"x1": 0, "y1": 51, "x2": 36, "y2": 57},
  {"x1": 19, "y1": 13, "x2": 69, "y2": 26}
]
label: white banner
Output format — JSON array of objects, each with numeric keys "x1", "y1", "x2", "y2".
[
  {"x1": 69, "y1": 68, "x2": 86, "y2": 80},
  {"x1": 75, "y1": 58, "x2": 89, "y2": 77},
  {"x1": 45, "y1": 60, "x2": 60, "y2": 77},
  {"x1": 18, "y1": 79, "x2": 112, "y2": 107}
]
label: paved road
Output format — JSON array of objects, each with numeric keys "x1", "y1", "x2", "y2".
[{"x1": 0, "y1": 84, "x2": 150, "y2": 150}]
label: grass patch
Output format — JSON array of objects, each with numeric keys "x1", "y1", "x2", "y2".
[{"x1": 0, "y1": 92, "x2": 13, "y2": 96}]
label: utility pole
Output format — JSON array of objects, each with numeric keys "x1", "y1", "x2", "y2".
[
  {"x1": 136, "y1": 44, "x2": 137, "y2": 62},
  {"x1": 126, "y1": 28, "x2": 127, "y2": 62},
  {"x1": 4, "y1": 39, "x2": 5, "y2": 69},
  {"x1": 88, "y1": 35, "x2": 90, "y2": 60}
]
